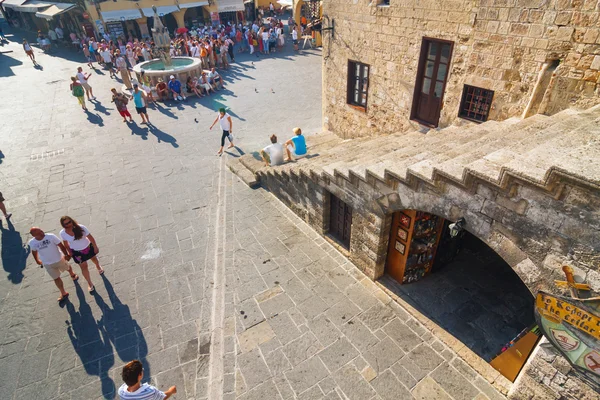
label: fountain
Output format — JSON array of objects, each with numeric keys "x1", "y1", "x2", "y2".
[{"x1": 131, "y1": 6, "x2": 202, "y2": 88}]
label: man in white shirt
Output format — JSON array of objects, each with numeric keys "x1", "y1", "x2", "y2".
[
  {"x1": 47, "y1": 29, "x2": 57, "y2": 47},
  {"x1": 55, "y1": 26, "x2": 64, "y2": 40},
  {"x1": 99, "y1": 47, "x2": 116, "y2": 78},
  {"x1": 190, "y1": 42, "x2": 200, "y2": 57},
  {"x1": 29, "y1": 227, "x2": 78, "y2": 302},
  {"x1": 260, "y1": 134, "x2": 284, "y2": 166},
  {"x1": 209, "y1": 108, "x2": 235, "y2": 155},
  {"x1": 76, "y1": 66, "x2": 96, "y2": 100}
]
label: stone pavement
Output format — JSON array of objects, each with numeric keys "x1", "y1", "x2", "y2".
[{"x1": 0, "y1": 24, "x2": 503, "y2": 400}]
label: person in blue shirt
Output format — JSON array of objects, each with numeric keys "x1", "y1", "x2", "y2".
[
  {"x1": 168, "y1": 75, "x2": 186, "y2": 101},
  {"x1": 131, "y1": 84, "x2": 150, "y2": 124},
  {"x1": 284, "y1": 127, "x2": 307, "y2": 161}
]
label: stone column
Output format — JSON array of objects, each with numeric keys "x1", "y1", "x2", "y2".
[
  {"x1": 136, "y1": 17, "x2": 149, "y2": 37},
  {"x1": 172, "y1": 9, "x2": 187, "y2": 28}
]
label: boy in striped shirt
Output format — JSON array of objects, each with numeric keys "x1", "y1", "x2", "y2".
[{"x1": 118, "y1": 360, "x2": 176, "y2": 400}]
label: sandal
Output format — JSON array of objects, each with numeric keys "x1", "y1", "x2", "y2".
[
  {"x1": 58, "y1": 293, "x2": 69, "y2": 302},
  {"x1": 97, "y1": 268, "x2": 104, "y2": 275},
  {"x1": 88, "y1": 286, "x2": 95, "y2": 293},
  {"x1": 71, "y1": 274, "x2": 79, "y2": 281}
]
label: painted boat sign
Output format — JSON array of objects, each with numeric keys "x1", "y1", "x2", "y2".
[{"x1": 535, "y1": 291, "x2": 600, "y2": 389}]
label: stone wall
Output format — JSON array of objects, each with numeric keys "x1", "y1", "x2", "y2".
[
  {"x1": 254, "y1": 163, "x2": 600, "y2": 398},
  {"x1": 322, "y1": 0, "x2": 600, "y2": 138}
]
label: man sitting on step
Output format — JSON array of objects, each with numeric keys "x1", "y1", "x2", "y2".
[
  {"x1": 284, "y1": 127, "x2": 307, "y2": 161},
  {"x1": 260, "y1": 134, "x2": 284, "y2": 167}
]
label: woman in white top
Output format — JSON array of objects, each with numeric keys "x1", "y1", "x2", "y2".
[{"x1": 59, "y1": 215, "x2": 102, "y2": 292}]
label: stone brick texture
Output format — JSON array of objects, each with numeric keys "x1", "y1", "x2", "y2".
[
  {"x1": 322, "y1": 0, "x2": 600, "y2": 138},
  {"x1": 254, "y1": 164, "x2": 600, "y2": 398}
]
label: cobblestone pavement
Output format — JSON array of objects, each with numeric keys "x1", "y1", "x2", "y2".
[{"x1": 0, "y1": 24, "x2": 503, "y2": 400}]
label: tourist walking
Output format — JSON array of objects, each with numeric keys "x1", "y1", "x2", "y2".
[
  {"x1": 209, "y1": 108, "x2": 235, "y2": 155},
  {"x1": 29, "y1": 227, "x2": 78, "y2": 302},
  {"x1": 82, "y1": 44, "x2": 94, "y2": 68},
  {"x1": 76, "y1": 66, "x2": 96, "y2": 101},
  {"x1": 23, "y1": 39, "x2": 36, "y2": 64},
  {"x1": 111, "y1": 88, "x2": 133, "y2": 122},
  {"x1": 0, "y1": 191, "x2": 12, "y2": 219},
  {"x1": 126, "y1": 44, "x2": 137, "y2": 69},
  {"x1": 99, "y1": 46, "x2": 116, "y2": 78},
  {"x1": 132, "y1": 83, "x2": 150, "y2": 124},
  {"x1": 70, "y1": 77, "x2": 87, "y2": 111},
  {"x1": 59, "y1": 216, "x2": 102, "y2": 293},
  {"x1": 115, "y1": 51, "x2": 133, "y2": 89},
  {"x1": 118, "y1": 360, "x2": 177, "y2": 400}
]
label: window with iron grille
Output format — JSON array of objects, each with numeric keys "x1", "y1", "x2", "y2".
[
  {"x1": 347, "y1": 60, "x2": 370, "y2": 110},
  {"x1": 458, "y1": 85, "x2": 494, "y2": 123}
]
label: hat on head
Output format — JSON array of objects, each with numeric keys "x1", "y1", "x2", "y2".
[
  {"x1": 170, "y1": 75, "x2": 175, "y2": 79},
  {"x1": 219, "y1": 107, "x2": 226, "y2": 113}
]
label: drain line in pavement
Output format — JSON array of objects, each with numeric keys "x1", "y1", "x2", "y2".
[{"x1": 208, "y1": 156, "x2": 227, "y2": 399}]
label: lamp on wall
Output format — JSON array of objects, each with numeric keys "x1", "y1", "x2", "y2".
[{"x1": 448, "y1": 217, "x2": 466, "y2": 238}]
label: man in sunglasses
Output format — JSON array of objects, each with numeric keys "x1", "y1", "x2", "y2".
[{"x1": 29, "y1": 227, "x2": 78, "y2": 302}]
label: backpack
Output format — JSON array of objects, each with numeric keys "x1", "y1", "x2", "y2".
[
  {"x1": 72, "y1": 84, "x2": 84, "y2": 97},
  {"x1": 200, "y1": 47, "x2": 207, "y2": 57}
]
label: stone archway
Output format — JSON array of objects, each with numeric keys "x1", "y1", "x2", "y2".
[{"x1": 371, "y1": 192, "x2": 544, "y2": 295}]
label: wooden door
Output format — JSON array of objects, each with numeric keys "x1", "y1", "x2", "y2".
[
  {"x1": 329, "y1": 194, "x2": 352, "y2": 249},
  {"x1": 386, "y1": 210, "x2": 416, "y2": 283},
  {"x1": 411, "y1": 38, "x2": 453, "y2": 127}
]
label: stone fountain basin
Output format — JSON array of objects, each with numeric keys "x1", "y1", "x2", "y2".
[{"x1": 132, "y1": 56, "x2": 203, "y2": 87}]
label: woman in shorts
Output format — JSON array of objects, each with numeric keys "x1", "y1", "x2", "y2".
[
  {"x1": 70, "y1": 77, "x2": 87, "y2": 111},
  {"x1": 59, "y1": 216, "x2": 102, "y2": 293},
  {"x1": 22, "y1": 39, "x2": 35, "y2": 63}
]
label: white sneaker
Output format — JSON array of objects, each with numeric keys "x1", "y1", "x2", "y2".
[{"x1": 91, "y1": 96, "x2": 96, "y2": 100}]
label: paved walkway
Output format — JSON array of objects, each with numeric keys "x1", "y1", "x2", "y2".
[{"x1": 0, "y1": 24, "x2": 503, "y2": 400}]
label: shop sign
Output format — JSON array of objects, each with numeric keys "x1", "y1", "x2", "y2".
[
  {"x1": 535, "y1": 291, "x2": 600, "y2": 389},
  {"x1": 95, "y1": 20, "x2": 105, "y2": 35}
]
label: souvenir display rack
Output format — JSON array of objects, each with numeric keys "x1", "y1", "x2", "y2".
[{"x1": 386, "y1": 210, "x2": 444, "y2": 284}]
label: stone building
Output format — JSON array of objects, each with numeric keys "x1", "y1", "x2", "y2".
[
  {"x1": 321, "y1": 0, "x2": 600, "y2": 138},
  {"x1": 231, "y1": 0, "x2": 600, "y2": 396},
  {"x1": 234, "y1": 103, "x2": 600, "y2": 399}
]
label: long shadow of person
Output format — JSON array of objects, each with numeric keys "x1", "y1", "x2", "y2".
[
  {"x1": 93, "y1": 101, "x2": 112, "y2": 116},
  {"x1": 0, "y1": 219, "x2": 30, "y2": 284},
  {"x1": 147, "y1": 124, "x2": 179, "y2": 148},
  {"x1": 66, "y1": 282, "x2": 115, "y2": 399},
  {"x1": 154, "y1": 103, "x2": 178, "y2": 119},
  {"x1": 129, "y1": 123, "x2": 149, "y2": 140},
  {"x1": 85, "y1": 111, "x2": 105, "y2": 127},
  {"x1": 95, "y1": 275, "x2": 151, "y2": 383}
]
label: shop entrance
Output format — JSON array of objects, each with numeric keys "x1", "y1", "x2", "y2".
[{"x1": 383, "y1": 210, "x2": 540, "y2": 382}]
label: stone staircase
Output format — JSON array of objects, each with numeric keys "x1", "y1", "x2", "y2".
[{"x1": 230, "y1": 104, "x2": 600, "y2": 194}]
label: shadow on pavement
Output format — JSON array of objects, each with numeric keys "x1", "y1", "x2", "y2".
[
  {"x1": 85, "y1": 110, "x2": 105, "y2": 127},
  {"x1": 148, "y1": 124, "x2": 179, "y2": 147},
  {"x1": 129, "y1": 122, "x2": 149, "y2": 139},
  {"x1": 93, "y1": 101, "x2": 112, "y2": 116},
  {"x1": 0, "y1": 219, "x2": 30, "y2": 284},
  {"x1": 154, "y1": 102, "x2": 178, "y2": 119},
  {"x1": 66, "y1": 275, "x2": 149, "y2": 399}
]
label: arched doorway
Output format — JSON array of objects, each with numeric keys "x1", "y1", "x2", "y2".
[{"x1": 382, "y1": 209, "x2": 540, "y2": 382}]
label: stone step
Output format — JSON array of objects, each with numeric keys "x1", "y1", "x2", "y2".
[
  {"x1": 228, "y1": 157, "x2": 260, "y2": 188},
  {"x1": 466, "y1": 109, "x2": 584, "y2": 184},
  {"x1": 321, "y1": 120, "x2": 508, "y2": 180},
  {"x1": 501, "y1": 115, "x2": 600, "y2": 186},
  {"x1": 350, "y1": 122, "x2": 510, "y2": 183},
  {"x1": 438, "y1": 107, "x2": 600, "y2": 185}
]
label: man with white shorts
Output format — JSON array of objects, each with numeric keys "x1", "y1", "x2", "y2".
[
  {"x1": 29, "y1": 227, "x2": 78, "y2": 302},
  {"x1": 76, "y1": 66, "x2": 96, "y2": 101}
]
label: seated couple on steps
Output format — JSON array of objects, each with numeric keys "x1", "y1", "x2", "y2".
[{"x1": 260, "y1": 127, "x2": 307, "y2": 167}]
